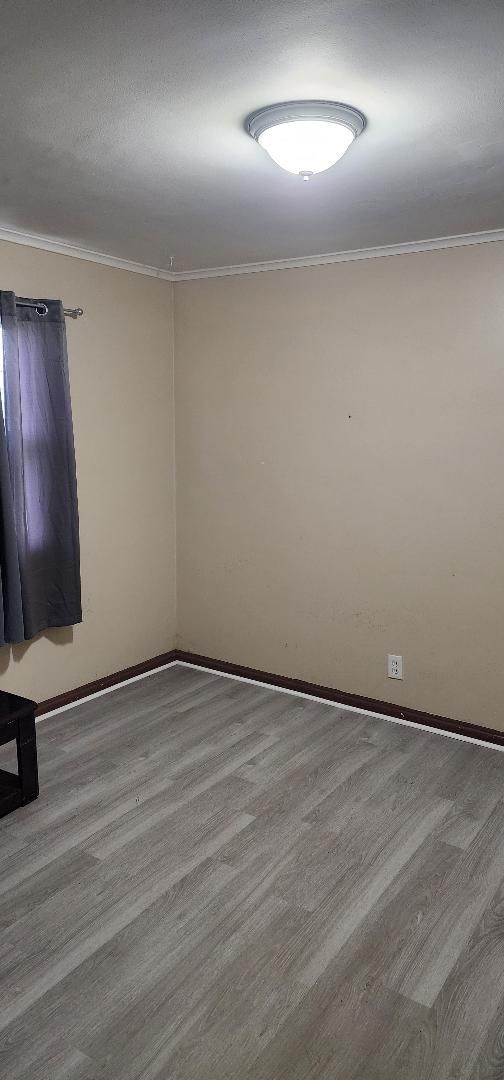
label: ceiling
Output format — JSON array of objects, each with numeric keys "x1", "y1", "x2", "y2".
[{"x1": 1, "y1": 0, "x2": 504, "y2": 273}]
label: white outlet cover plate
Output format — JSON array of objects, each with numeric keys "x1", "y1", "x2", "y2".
[{"x1": 388, "y1": 654, "x2": 403, "y2": 679}]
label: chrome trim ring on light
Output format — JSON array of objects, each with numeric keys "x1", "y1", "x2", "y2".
[{"x1": 246, "y1": 100, "x2": 366, "y2": 142}]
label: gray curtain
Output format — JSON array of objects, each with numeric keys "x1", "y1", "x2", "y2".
[{"x1": 0, "y1": 292, "x2": 81, "y2": 642}]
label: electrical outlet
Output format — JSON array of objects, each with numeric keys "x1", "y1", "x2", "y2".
[{"x1": 387, "y1": 654, "x2": 403, "y2": 680}]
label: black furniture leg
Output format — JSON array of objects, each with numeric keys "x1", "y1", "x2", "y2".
[{"x1": 17, "y1": 712, "x2": 39, "y2": 803}]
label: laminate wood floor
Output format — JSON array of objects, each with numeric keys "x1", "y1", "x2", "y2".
[{"x1": 1, "y1": 664, "x2": 504, "y2": 1079}]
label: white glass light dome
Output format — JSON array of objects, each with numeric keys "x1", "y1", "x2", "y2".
[{"x1": 247, "y1": 101, "x2": 365, "y2": 180}]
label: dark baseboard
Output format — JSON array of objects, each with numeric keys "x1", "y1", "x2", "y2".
[
  {"x1": 36, "y1": 645, "x2": 504, "y2": 749},
  {"x1": 36, "y1": 649, "x2": 178, "y2": 716},
  {"x1": 173, "y1": 649, "x2": 504, "y2": 748}
]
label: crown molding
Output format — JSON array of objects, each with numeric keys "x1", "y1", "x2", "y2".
[
  {"x1": 0, "y1": 222, "x2": 503, "y2": 283},
  {"x1": 0, "y1": 225, "x2": 176, "y2": 280},
  {"x1": 173, "y1": 228, "x2": 504, "y2": 280}
]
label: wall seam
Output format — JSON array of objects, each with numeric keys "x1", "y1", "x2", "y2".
[{"x1": 170, "y1": 280, "x2": 179, "y2": 648}]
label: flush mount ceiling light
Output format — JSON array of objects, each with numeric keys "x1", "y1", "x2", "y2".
[{"x1": 246, "y1": 100, "x2": 366, "y2": 181}]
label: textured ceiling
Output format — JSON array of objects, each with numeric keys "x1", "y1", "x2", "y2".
[{"x1": 1, "y1": 0, "x2": 503, "y2": 272}]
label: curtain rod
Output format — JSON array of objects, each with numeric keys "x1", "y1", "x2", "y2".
[{"x1": 15, "y1": 300, "x2": 84, "y2": 320}]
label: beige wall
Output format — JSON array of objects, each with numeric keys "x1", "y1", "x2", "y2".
[
  {"x1": 175, "y1": 243, "x2": 504, "y2": 729},
  {"x1": 0, "y1": 241, "x2": 176, "y2": 702},
  {"x1": 2, "y1": 238, "x2": 503, "y2": 728}
]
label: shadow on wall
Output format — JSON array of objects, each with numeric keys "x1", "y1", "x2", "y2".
[{"x1": 0, "y1": 627, "x2": 74, "y2": 679}]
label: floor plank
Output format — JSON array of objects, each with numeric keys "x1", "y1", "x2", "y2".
[{"x1": 385, "y1": 799, "x2": 504, "y2": 1007}]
